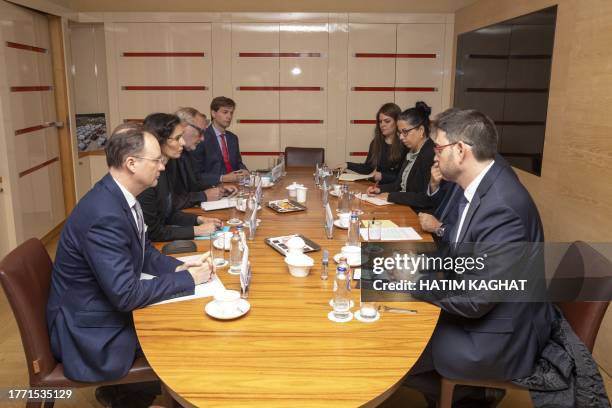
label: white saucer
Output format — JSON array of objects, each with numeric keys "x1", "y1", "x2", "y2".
[
  {"x1": 335, "y1": 209, "x2": 364, "y2": 216},
  {"x1": 205, "y1": 298, "x2": 250, "y2": 320},
  {"x1": 226, "y1": 219, "x2": 243, "y2": 226},
  {"x1": 213, "y1": 239, "x2": 231, "y2": 251},
  {"x1": 333, "y1": 253, "x2": 363, "y2": 267},
  {"x1": 227, "y1": 267, "x2": 241, "y2": 275},
  {"x1": 355, "y1": 310, "x2": 380, "y2": 323},
  {"x1": 329, "y1": 299, "x2": 355, "y2": 308},
  {"x1": 329, "y1": 190, "x2": 341, "y2": 197},
  {"x1": 328, "y1": 310, "x2": 353, "y2": 323},
  {"x1": 333, "y1": 219, "x2": 349, "y2": 229},
  {"x1": 213, "y1": 259, "x2": 229, "y2": 268},
  {"x1": 236, "y1": 205, "x2": 262, "y2": 212},
  {"x1": 261, "y1": 183, "x2": 274, "y2": 189}
]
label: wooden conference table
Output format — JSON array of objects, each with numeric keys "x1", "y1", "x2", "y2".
[{"x1": 134, "y1": 168, "x2": 440, "y2": 408}]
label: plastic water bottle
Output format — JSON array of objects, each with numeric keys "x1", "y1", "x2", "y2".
[
  {"x1": 333, "y1": 260, "x2": 351, "y2": 319},
  {"x1": 229, "y1": 228, "x2": 243, "y2": 273},
  {"x1": 347, "y1": 210, "x2": 360, "y2": 246}
]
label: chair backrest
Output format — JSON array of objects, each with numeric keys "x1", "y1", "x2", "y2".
[
  {"x1": 554, "y1": 241, "x2": 611, "y2": 352},
  {"x1": 0, "y1": 238, "x2": 58, "y2": 385},
  {"x1": 284, "y1": 147, "x2": 324, "y2": 168}
]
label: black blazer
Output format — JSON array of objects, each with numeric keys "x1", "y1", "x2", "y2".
[
  {"x1": 137, "y1": 160, "x2": 199, "y2": 241},
  {"x1": 173, "y1": 150, "x2": 209, "y2": 210},
  {"x1": 379, "y1": 137, "x2": 435, "y2": 211},
  {"x1": 193, "y1": 125, "x2": 247, "y2": 186},
  {"x1": 346, "y1": 140, "x2": 406, "y2": 184},
  {"x1": 415, "y1": 160, "x2": 554, "y2": 380}
]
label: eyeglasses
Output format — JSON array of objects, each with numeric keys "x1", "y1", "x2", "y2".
[
  {"x1": 398, "y1": 123, "x2": 422, "y2": 136},
  {"x1": 133, "y1": 156, "x2": 168, "y2": 165},
  {"x1": 187, "y1": 122, "x2": 207, "y2": 136},
  {"x1": 433, "y1": 141, "x2": 473, "y2": 153}
]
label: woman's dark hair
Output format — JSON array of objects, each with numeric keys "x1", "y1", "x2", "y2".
[
  {"x1": 142, "y1": 113, "x2": 181, "y2": 146},
  {"x1": 398, "y1": 101, "x2": 432, "y2": 138},
  {"x1": 368, "y1": 102, "x2": 403, "y2": 168}
]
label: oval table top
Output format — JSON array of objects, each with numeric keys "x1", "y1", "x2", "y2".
[{"x1": 134, "y1": 168, "x2": 440, "y2": 408}]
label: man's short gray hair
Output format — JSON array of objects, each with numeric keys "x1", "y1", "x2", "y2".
[{"x1": 175, "y1": 107, "x2": 206, "y2": 124}]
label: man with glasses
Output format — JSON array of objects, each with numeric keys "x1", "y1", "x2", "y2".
[
  {"x1": 404, "y1": 108, "x2": 554, "y2": 407},
  {"x1": 47, "y1": 125, "x2": 214, "y2": 407},
  {"x1": 174, "y1": 107, "x2": 237, "y2": 209}
]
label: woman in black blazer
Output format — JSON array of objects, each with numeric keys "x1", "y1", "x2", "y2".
[
  {"x1": 367, "y1": 101, "x2": 435, "y2": 211},
  {"x1": 346, "y1": 102, "x2": 406, "y2": 184},
  {"x1": 138, "y1": 113, "x2": 220, "y2": 242}
]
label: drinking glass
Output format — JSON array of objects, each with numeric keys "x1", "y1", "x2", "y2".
[{"x1": 368, "y1": 220, "x2": 382, "y2": 241}]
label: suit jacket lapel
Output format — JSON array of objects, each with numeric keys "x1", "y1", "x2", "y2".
[
  {"x1": 457, "y1": 194, "x2": 480, "y2": 244},
  {"x1": 101, "y1": 174, "x2": 141, "y2": 244}
]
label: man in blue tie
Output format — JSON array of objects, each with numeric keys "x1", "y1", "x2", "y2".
[
  {"x1": 404, "y1": 108, "x2": 554, "y2": 407},
  {"x1": 47, "y1": 125, "x2": 213, "y2": 406}
]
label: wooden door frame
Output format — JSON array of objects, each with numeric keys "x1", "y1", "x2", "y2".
[{"x1": 48, "y1": 15, "x2": 76, "y2": 216}]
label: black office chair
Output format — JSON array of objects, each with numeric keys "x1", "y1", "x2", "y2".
[{"x1": 284, "y1": 147, "x2": 324, "y2": 168}]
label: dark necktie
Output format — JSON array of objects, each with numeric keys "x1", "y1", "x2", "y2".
[
  {"x1": 133, "y1": 201, "x2": 145, "y2": 265},
  {"x1": 450, "y1": 195, "x2": 469, "y2": 244},
  {"x1": 219, "y1": 133, "x2": 233, "y2": 174}
]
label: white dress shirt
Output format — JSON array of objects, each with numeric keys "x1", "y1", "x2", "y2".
[
  {"x1": 454, "y1": 160, "x2": 495, "y2": 242},
  {"x1": 112, "y1": 177, "x2": 139, "y2": 229}
]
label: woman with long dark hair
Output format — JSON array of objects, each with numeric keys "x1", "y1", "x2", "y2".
[
  {"x1": 366, "y1": 101, "x2": 435, "y2": 211},
  {"x1": 137, "y1": 113, "x2": 220, "y2": 241},
  {"x1": 346, "y1": 102, "x2": 406, "y2": 184}
]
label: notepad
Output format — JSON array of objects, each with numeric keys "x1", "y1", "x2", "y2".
[
  {"x1": 141, "y1": 254, "x2": 226, "y2": 306},
  {"x1": 201, "y1": 198, "x2": 234, "y2": 211},
  {"x1": 359, "y1": 227, "x2": 422, "y2": 241},
  {"x1": 361, "y1": 219, "x2": 398, "y2": 228},
  {"x1": 355, "y1": 193, "x2": 392, "y2": 206},
  {"x1": 338, "y1": 172, "x2": 373, "y2": 182}
]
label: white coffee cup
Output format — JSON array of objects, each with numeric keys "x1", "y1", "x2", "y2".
[
  {"x1": 338, "y1": 212, "x2": 351, "y2": 228},
  {"x1": 261, "y1": 176, "x2": 272, "y2": 186},
  {"x1": 286, "y1": 183, "x2": 299, "y2": 198},
  {"x1": 341, "y1": 245, "x2": 361, "y2": 264},
  {"x1": 333, "y1": 184, "x2": 342, "y2": 194},
  {"x1": 214, "y1": 289, "x2": 241, "y2": 315},
  {"x1": 296, "y1": 186, "x2": 308, "y2": 203},
  {"x1": 286, "y1": 236, "x2": 306, "y2": 255}
]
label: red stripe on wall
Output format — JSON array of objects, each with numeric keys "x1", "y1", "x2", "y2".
[
  {"x1": 349, "y1": 152, "x2": 368, "y2": 156},
  {"x1": 6, "y1": 41, "x2": 47, "y2": 53},
  {"x1": 354, "y1": 53, "x2": 436, "y2": 58},
  {"x1": 122, "y1": 86, "x2": 208, "y2": 91},
  {"x1": 123, "y1": 52, "x2": 205, "y2": 57},
  {"x1": 14, "y1": 123, "x2": 53, "y2": 136},
  {"x1": 241, "y1": 152, "x2": 282, "y2": 156},
  {"x1": 350, "y1": 120, "x2": 377, "y2": 124},
  {"x1": 237, "y1": 86, "x2": 323, "y2": 91},
  {"x1": 239, "y1": 52, "x2": 321, "y2": 57},
  {"x1": 10, "y1": 86, "x2": 53, "y2": 92},
  {"x1": 238, "y1": 119, "x2": 323, "y2": 124},
  {"x1": 352, "y1": 87, "x2": 437, "y2": 92},
  {"x1": 19, "y1": 157, "x2": 59, "y2": 178}
]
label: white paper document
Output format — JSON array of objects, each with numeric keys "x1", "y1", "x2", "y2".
[
  {"x1": 141, "y1": 254, "x2": 226, "y2": 306},
  {"x1": 359, "y1": 227, "x2": 422, "y2": 241},
  {"x1": 338, "y1": 172, "x2": 373, "y2": 182},
  {"x1": 355, "y1": 193, "x2": 392, "y2": 206},
  {"x1": 201, "y1": 198, "x2": 234, "y2": 211}
]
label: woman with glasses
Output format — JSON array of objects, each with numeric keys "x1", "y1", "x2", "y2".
[
  {"x1": 346, "y1": 102, "x2": 406, "y2": 184},
  {"x1": 138, "y1": 113, "x2": 221, "y2": 241},
  {"x1": 366, "y1": 101, "x2": 435, "y2": 211}
]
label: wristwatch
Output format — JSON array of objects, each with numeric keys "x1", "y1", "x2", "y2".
[{"x1": 435, "y1": 224, "x2": 446, "y2": 238}]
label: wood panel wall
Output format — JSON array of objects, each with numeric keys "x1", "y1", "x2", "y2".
[{"x1": 455, "y1": 0, "x2": 612, "y2": 374}]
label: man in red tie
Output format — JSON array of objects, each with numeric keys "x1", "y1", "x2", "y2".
[{"x1": 193, "y1": 96, "x2": 249, "y2": 185}]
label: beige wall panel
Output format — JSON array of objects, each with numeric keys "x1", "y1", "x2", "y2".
[
  {"x1": 75, "y1": 155, "x2": 91, "y2": 199},
  {"x1": 8, "y1": 93, "x2": 45, "y2": 131},
  {"x1": 15, "y1": 129, "x2": 58, "y2": 173},
  {"x1": 18, "y1": 163, "x2": 61, "y2": 238},
  {"x1": 279, "y1": 58, "x2": 326, "y2": 88},
  {"x1": 455, "y1": 0, "x2": 612, "y2": 374},
  {"x1": 0, "y1": 4, "x2": 36, "y2": 44},
  {"x1": 211, "y1": 22, "x2": 233, "y2": 98},
  {"x1": 325, "y1": 15, "x2": 349, "y2": 167},
  {"x1": 395, "y1": 92, "x2": 442, "y2": 116},
  {"x1": 279, "y1": 23, "x2": 328, "y2": 51},
  {"x1": 347, "y1": 124, "x2": 375, "y2": 154},
  {"x1": 93, "y1": 24, "x2": 110, "y2": 117},
  {"x1": 230, "y1": 125, "x2": 279, "y2": 153},
  {"x1": 232, "y1": 23, "x2": 279, "y2": 87},
  {"x1": 279, "y1": 92, "x2": 325, "y2": 119},
  {"x1": 5, "y1": 48, "x2": 40, "y2": 85},
  {"x1": 242, "y1": 156, "x2": 269, "y2": 172},
  {"x1": 70, "y1": 25, "x2": 99, "y2": 113},
  {"x1": 117, "y1": 90, "x2": 211, "y2": 122},
  {"x1": 117, "y1": 59, "x2": 210, "y2": 85},
  {"x1": 348, "y1": 92, "x2": 395, "y2": 121},
  {"x1": 233, "y1": 92, "x2": 279, "y2": 119},
  {"x1": 0, "y1": 187, "x2": 9, "y2": 258},
  {"x1": 89, "y1": 155, "x2": 107, "y2": 184},
  {"x1": 280, "y1": 124, "x2": 326, "y2": 150},
  {"x1": 113, "y1": 22, "x2": 212, "y2": 52},
  {"x1": 348, "y1": 23, "x2": 396, "y2": 87}
]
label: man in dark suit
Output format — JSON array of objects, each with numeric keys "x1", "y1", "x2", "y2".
[
  {"x1": 173, "y1": 107, "x2": 237, "y2": 209},
  {"x1": 405, "y1": 109, "x2": 554, "y2": 406},
  {"x1": 47, "y1": 126, "x2": 213, "y2": 405},
  {"x1": 193, "y1": 96, "x2": 249, "y2": 185}
]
